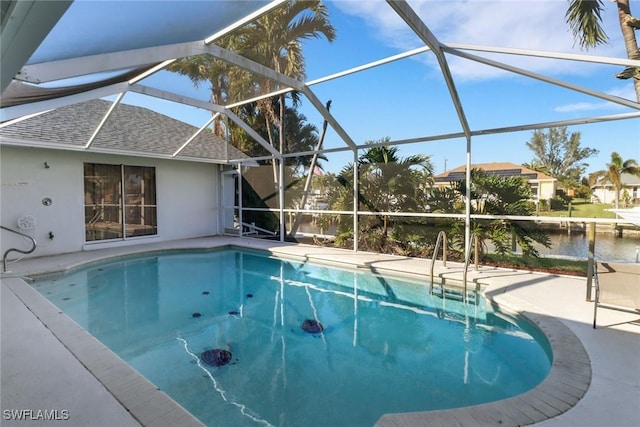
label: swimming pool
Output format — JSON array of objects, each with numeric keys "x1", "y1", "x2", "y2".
[{"x1": 32, "y1": 248, "x2": 551, "y2": 427}]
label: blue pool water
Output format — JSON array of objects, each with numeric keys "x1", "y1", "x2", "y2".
[{"x1": 32, "y1": 249, "x2": 551, "y2": 427}]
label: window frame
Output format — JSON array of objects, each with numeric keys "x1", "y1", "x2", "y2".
[{"x1": 83, "y1": 162, "x2": 158, "y2": 243}]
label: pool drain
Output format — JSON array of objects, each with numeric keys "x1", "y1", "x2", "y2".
[
  {"x1": 301, "y1": 319, "x2": 323, "y2": 334},
  {"x1": 201, "y1": 349, "x2": 232, "y2": 367}
]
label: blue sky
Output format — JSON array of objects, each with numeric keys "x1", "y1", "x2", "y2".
[
  {"x1": 76, "y1": 0, "x2": 639, "y2": 177},
  {"x1": 292, "y1": 0, "x2": 640, "y2": 176}
]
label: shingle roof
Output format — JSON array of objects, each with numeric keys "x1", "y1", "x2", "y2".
[
  {"x1": 591, "y1": 173, "x2": 640, "y2": 188},
  {"x1": 0, "y1": 99, "x2": 250, "y2": 163},
  {"x1": 434, "y1": 161, "x2": 555, "y2": 182}
]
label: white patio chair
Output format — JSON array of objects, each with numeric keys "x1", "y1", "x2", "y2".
[{"x1": 593, "y1": 262, "x2": 640, "y2": 328}]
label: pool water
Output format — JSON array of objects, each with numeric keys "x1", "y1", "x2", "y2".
[{"x1": 32, "y1": 249, "x2": 551, "y2": 427}]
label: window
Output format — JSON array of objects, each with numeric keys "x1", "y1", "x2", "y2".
[{"x1": 84, "y1": 163, "x2": 157, "y2": 241}]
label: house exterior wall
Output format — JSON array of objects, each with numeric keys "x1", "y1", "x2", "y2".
[
  {"x1": 538, "y1": 180, "x2": 556, "y2": 201},
  {"x1": 0, "y1": 146, "x2": 219, "y2": 261},
  {"x1": 592, "y1": 184, "x2": 640, "y2": 205},
  {"x1": 592, "y1": 186, "x2": 613, "y2": 204}
]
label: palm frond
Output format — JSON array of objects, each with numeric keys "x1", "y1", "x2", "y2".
[{"x1": 566, "y1": 0, "x2": 608, "y2": 49}]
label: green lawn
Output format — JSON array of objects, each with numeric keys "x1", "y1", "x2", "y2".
[{"x1": 545, "y1": 199, "x2": 617, "y2": 219}]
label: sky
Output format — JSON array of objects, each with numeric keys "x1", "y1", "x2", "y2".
[
  {"x1": 292, "y1": 0, "x2": 640, "y2": 176},
  {"x1": 30, "y1": 0, "x2": 639, "y2": 178}
]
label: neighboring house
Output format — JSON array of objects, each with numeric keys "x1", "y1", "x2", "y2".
[
  {"x1": 591, "y1": 173, "x2": 640, "y2": 205},
  {"x1": 0, "y1": 99, "x2": 251, "y2": 259},
  {"x1": 433, "y1": 162, "x2": 557, "y2": 202}
]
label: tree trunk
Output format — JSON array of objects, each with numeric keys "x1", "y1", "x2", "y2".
[
  {"x1": 289, "y1": 100, "x2": 331, "y2": 237},
  {"x1": 264, "y1": 112, "x2": 279, "y2": 202},
  {"x1": 212, "y1": 89, "x2": 223, "y2": 137},
  {"x1": 617, "y1": 0, "x2": 640, "y2": 102}
]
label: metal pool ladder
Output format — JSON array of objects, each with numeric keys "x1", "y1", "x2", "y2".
[
  {"x1": 462, "y1": 232, "x2": 480, "y2": 302},
  {"x1": 1, "y1": 225, "x2": 37, "y2": 272},
  {"x1": 429, "y1": 231, "x2": 447, "y2": 294}
]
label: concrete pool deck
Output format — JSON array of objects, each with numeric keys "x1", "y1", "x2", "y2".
[{"x1": 1, "y1": 236, "x2": 639, "y2": 426}]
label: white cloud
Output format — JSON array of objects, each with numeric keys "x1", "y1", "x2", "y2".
[
  {"x1": 554, "y1": 83, "x2": 637, "y2": 112},
  {"x1": 332, "y1": 0, "x2": 634, "y2": 81},
  {"x1": 554, "y1": 102, "x2": 609, "y2": 113}
]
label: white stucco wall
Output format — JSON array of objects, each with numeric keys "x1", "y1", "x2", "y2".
[
  {"x1": 1, "y1": 146, "x2": 219, "y2": 261},
  {"x1": 538, "y1": 180, "x2": 556, "y2": 201}
]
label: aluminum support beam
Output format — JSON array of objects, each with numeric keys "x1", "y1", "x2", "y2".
[
  {"x1": 386, "y1": 0, "x2": 471, "y2": 139},
  {"x1": 85, "y1": 93, "x2": 125, "y2": 149},
  {"x1": 172, "y1": 113, "x2": 220, "y2": 157},
  {"x1": 204, "y1": 0, "x2": 287, "y2": 44},
  {"x1": 279, "y1": 158, "x2": 285, "y2": 242},
  {"x1": 129, "y1": 84, "x2": 226, "y2": 113},
  {"x1": 238, "y1": 165, "x2": 244, "y2": 238},
  {"x1": 353, "y1": 149, "x2": 359, "y2": 252},
  {"x1": 1, "y1": 0, "x2": 72, "y2": 92},
  {"x1": 445, "y1": 47, "x2": 640, "y2": 111},
  {"x1": 386, "y1": 0, "x2": 475, "y2": 259},
  {"x1": 0, "y1": 82, "x2": 131, "y2": 122},
  {"x1": 16, "y1": 42, "x2": 208, "y2": 84},
  {"x1": 465, "y1": 136, "x2": 472, "y2": 258},
  {"x1": 301, "y1": 86, "x2": 357, "y2": 149},
  {"x1": 129, "y1": 84, "x2": 279, "y2": 158},
  {"x1": 16, "y1": 0, "x2": 287, "y2": 85},
  {"x1": 223, "y1": 109, "x2": 281, "y2": 158},
  {"x1": 447, "y1": 42, "x2": 640, "y2": 68}
]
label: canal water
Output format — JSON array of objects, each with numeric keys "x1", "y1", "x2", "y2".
[
  {"x1": 535, "y1": 231, "x2": 640, "y2": 263},
  {"x1": 297, "y1": 221, "x2": 640, "y2": 263}
]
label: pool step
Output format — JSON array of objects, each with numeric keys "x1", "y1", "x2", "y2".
[{"x1": 432, "y1": 285, "x2": 479, "y2": 304}]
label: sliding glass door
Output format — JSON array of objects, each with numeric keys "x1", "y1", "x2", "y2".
[{"x1": 84, "y1": 163, "x2": 157, "y2": 241}]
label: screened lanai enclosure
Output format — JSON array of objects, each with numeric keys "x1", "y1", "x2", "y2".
[{"x1": 1, "y1": 0, "x2": 639, "y2": 263}]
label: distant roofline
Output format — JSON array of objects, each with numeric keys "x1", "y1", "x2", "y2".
[
  {"x1": 591, "y1": 172, "x2": 640, "y2": 188},
  {"x1": 434, "y1": 161, "x2": 556, "y2": 182}
]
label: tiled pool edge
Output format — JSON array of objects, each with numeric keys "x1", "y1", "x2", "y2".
[{"x1": 2, "y1": 277, "x2": 205, "y2": 427}]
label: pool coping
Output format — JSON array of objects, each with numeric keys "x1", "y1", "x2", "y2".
[
  {"x1": 1, "y1": 237, "x2": 592, "y2": 427},
  {"x1": 2, "y1": 276, "x2": 205, "y2": 427},
  {"x1": 375, "y1": 299, "x2": 591, "y2": 426}
]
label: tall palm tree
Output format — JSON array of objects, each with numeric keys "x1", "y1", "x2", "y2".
[
  {"x1": 168, "y1": 35, "x2": 251, "y2": 137},
  {"x1": 589, "y1": 152, "x2": 640, "y2": 208},
  {"x1": 169, "y1": 1, "x2": 335, "y2": 181},
  {"x1": 566, "y1": 0, "x2": 640, "y2": 101},
  {"x1": 242, "y1": 0, "x2": 336, "y2": 191}
]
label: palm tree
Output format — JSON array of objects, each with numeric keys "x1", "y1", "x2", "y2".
[
  {"x1": 241, "y1": 0, "x2": 336, "y2": 190},
  {"x1": 566, "y1": 0, "x2": 640, "y2": 101},
  {"x1": 453, "y1": 169, "x2": 551, "y2": 257},
  {"x1": 324, "y1": 140, "x2": 434, "y2": 252},
  {"x1": 589, "y1": 152, "x2": 640, "y2": 208},
  {"x1": 170, "y1": 1, "x2": 336, "y2": 191},
  {"x1": 168, "y1": 35, "x2": 250, "y2": 137},
  {"x1": 358, "y1": 144, "x2": 434, "y2": 237}
]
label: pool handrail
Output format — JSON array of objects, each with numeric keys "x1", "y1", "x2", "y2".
[
  {"x1": 462, "y1": 232, "x2": 480, "y2": 302},
  {"x1": 429, "y1": 231, "x2": 447, "y2": 294},
  {"x1": 1, "y1": 225, "x2": 37, "y2": 272}
]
